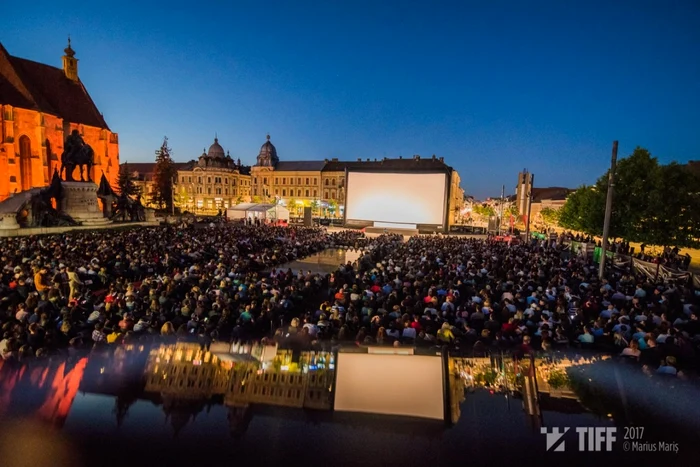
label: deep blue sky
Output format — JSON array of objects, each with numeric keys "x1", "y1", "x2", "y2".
[{"x1": 3, "y1": 1, "x2": 699, "y2": 198}]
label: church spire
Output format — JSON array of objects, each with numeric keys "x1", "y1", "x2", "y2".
[{"x1": 62, "y1": 36, "x2": 79, "y2": 81}]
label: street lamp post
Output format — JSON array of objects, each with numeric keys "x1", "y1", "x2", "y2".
[{"x1": 599, "y1": 141, "x2": 618, "y2": 280}]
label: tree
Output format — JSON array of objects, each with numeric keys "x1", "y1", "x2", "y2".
[
  {"x1": 472, "y1": 204, "x2": 495, "y2": 222},
  {"x1": 150, "y1": 137, "x2": 177, "y2": 211},
  {"x1": 117, "y1": 162, "x2": 140, "y2": 198},
  {"x1": 328, "y1": 199, "x2": 339, "y2": 217},
  {"x1": 251, "y1": 195, "x2": 262, "y2": 203},
  {"x1": 558, "y1": 147, "x2": 700, "y2": 248},
  {"x1": 288, "y1": 198, "x2": 298, "y2": 216},
  {"x1": 311, "y1": 199, "x2": 320, "y2": 216},
  {"x1": 558, "y1": 185, "x2": 604, "y2": 236},
  {"x1": 538, "y1": 207, "x2": 561, "y2": 230}
]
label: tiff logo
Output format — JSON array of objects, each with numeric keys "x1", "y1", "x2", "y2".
[
  {"x1": 542, "y1": 427, "x2": 617, "y2": 452},
  {"x1": 577, "y1": 427, "x2": 616, "y2": 452},
  {"x1": 541, "y1": 427, "x2": 569, "y2": 452}
]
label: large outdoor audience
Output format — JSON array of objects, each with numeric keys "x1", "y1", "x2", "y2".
[{"x1": 1, "y1": 222, "x2": 699, "y2": 378}]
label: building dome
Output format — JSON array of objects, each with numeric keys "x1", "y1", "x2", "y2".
[
  {"x1": 256, "y1": 135, "x2": 279, "y2": 167},
  {"x1": 208, "y1": 137, "x2": 225, "y2": 159}
]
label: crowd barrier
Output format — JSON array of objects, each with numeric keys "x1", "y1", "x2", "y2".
[{"x1": 563, "y1": 241, "x2": 700, "y2": 288}]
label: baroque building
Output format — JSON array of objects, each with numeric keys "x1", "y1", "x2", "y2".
[
  {"x1": 0, "y1": 40, "x2": 119, "y2": 201},
  {"x1": 176, "y1": 137, "x2": 251, "y2": 212}
]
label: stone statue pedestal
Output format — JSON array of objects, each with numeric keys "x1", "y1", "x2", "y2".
[
  {"x1": 61, "y1": 182, "x2": 111, "y2": 227},
  {"x1": 0, "y1": 213, "x2": 20, "y2": 231},
  {"x1": 144, "y1": 208, "x2": 157, "y2": 222}
]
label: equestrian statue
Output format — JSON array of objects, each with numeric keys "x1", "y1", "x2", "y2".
[{"x1": 60, "y1": 129, "x2": 95, "y2": 182}]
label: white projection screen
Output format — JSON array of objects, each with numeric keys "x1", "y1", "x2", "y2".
[
  {"x1": 345, "y1": 171, "x2": 447, "y2": 225},
  {"x1": 334, "y1": 353, "x2": 445, "y2": 420}
]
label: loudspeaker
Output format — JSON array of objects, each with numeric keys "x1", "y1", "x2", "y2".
[
  {"x1": 487, "y1": 215, "x2": 500, "y2": 233},
  {"x1": 303, "y1": 207, "x2": 312, "y2": 226}
]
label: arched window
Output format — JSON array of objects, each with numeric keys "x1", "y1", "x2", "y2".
[
  {"x1": 19, "y1": 136, "x2": 32, "y2": 191},
  {"x1": 331, "y1": 179, "x2": 336, "y2": 186},
  {"x1": 325, "y1": 179, "x2": 329, "y2": 186},
  {"x1": 324, "y1": 191, "x2": 329, "y2": 199}
]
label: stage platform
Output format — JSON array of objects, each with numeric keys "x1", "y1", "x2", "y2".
[{"x1": 364, "y1": 226, "x2": 420, "y2": 236}]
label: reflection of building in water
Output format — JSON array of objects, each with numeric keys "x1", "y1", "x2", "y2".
[
  {"x1": 145, "y1": 344, "x2": 233, "y2": 398},
  {"x1": 227, "y1": 405, "x2": 253, "y2": 439},
  {"x1": 144, "y1": 344, "x2": 335, "y2": 412}
]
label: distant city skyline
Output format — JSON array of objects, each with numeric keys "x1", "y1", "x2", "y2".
[{"x1": 2, "y1": 1, "x2": 699, "y2": 198}]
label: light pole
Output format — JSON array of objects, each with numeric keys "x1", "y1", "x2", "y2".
[
  {"x1": 524, "y1": 173, "x2": 534, "y2": 241},
  {"x1": 599, "y1": 141, "x2": 618, "y2": 280}
]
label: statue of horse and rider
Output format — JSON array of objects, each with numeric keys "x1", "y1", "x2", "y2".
[{"x1": 60, "y1": 129, "x2": 95, "y2": 182}]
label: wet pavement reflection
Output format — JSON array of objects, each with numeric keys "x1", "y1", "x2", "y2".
[{"x1": 0, "y1": 344, "x2": 697, "y2": 467}]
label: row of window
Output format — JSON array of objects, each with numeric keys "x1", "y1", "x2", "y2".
[
  {"x1": 188, "y1": 187, "x2": 243, "y2": 196},
  {"x1": 180, "y1": 175, "x2": 249, "y2": 186},
  {"x1": 252, "y1": 177, "x2": 343, "y2": 186},
  {"x1": 250, "y1": 188, "x2": 339, "y2": 199}
]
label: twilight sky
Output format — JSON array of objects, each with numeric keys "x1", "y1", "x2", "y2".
[{"x1": 2, "y1": 0, "x2": 699, "y2": 198}]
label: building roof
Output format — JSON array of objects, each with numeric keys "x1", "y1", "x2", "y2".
[
  {"x1": 207, "y1": 138, "x2": 225, "y2": 159},
  {"x1": 256, "y1": 135, "x2": 279, "y2": 167},
  {"x1": 0, "y1": 42, "x2": 109, "y2": 129},
  {"x1": 531, "y1": 187, "x2": 572, "y2": 202},
  {"x1": 275, "y1": 161, "x2": 327, "y2": 172},
  {"x1": 322, "y1": 156, "x2": 453, "y2": 173}
]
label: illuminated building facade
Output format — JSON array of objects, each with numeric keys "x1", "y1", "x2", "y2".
[{"x1": 0, "y1": 41, "x2": 119, "y2": 201}]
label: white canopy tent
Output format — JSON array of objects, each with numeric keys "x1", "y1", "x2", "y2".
[{"x1": 226, "y1": 203, "x2": 289, "y2": 222}]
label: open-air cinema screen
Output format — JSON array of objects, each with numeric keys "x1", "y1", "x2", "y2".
[{"x1": 345, "y1": 171, "x2": 447, "y2": 225}]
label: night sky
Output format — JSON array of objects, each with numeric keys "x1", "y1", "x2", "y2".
[{"x1": 3, "y1": 0, "x2": 699, "y2": 198}]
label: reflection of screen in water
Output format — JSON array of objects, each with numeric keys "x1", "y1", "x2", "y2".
[{"x1": 334, "y1": 353, "x2": 444, "y2": 420}]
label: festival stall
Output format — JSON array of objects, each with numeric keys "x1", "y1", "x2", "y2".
[{"x1": 226, "y1": 203, "x2": 289, "y2": 225}]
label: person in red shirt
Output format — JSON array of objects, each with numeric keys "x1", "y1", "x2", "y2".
[{"x1": 410, "y1": 316, "x2": 422, "y2": 332}]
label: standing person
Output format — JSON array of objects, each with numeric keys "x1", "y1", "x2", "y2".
[
  {"x1": 67, "y1": 266, "x2": 83, "y2": 300},
  {"x1": 53, "y1": 264, "x2": 68, "y2": 297},
  {"x1": 34, "y1": 266, "x2": 50, "y2": 294}
]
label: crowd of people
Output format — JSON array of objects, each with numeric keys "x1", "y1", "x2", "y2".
[
  {"x1": 0, "y1": 224, "x2": 365, "y2": 361},
  {"x1": 1, "y1": 223, "x2": 699, "y2": 378}
]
